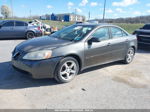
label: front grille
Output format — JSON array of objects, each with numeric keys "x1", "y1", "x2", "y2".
[
  {"x1": 138, "y1": 35, "x2": 150, "y2": 43},
  {"x1": 139, "y1": 32, "x2": 150, "y2": 35},
  {"x1": 12, "y1": 48, "x2": 23, "y2": 60}
]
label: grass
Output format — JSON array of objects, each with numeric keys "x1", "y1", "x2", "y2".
[
  {"x1": 40, "y1": 20, "x2": 144, "y2": 34},
  {"x1": 0, "y1": 18, "x2": 144, "y2": 34},
  {"x1": 115, "y1": 23, "x2": 144, "y2": 34}
]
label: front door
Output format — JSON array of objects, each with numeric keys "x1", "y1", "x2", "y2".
[
  {"x1": 84, "y1": 27, "x2": 112, "y2": 67},
  {"x1": 0, "y1": 21, "x2": 15, "y2": 39}
]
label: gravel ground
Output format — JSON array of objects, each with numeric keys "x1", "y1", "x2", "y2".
[{"x1": 0, "y1": 40, "x2": 150, "y2": 109}]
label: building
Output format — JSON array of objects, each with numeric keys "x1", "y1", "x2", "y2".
[
  {"x1": 50, "y1": 13, "x2": 57, "y2": 21},
  {"x1": 50, "y1": 13, "x2": 85, "y2": 22},
  {"x1": 40, "y1": 15, "x2": 47, "y2": 20},
  {"x1": 40, "y1": 14, "x2": 51, "y2": 20}
]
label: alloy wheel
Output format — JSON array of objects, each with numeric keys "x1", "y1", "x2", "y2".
[
  {"x1": 126, "y1": 48, "x2": 135, "y2": 63},
  {"x1": 27, "y1": 32, "x2": 35, "y2": 39},
  {"x1": 60, "y1": 61, "x2": 77, "y2": 81}
]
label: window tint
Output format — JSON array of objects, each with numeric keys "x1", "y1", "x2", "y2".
[
  {"x1": 91, "y1": 27, "x2": 109, "y2": 41},
  {"x1": 143, "y1": 24, "x2": 150, "y2": 29},
  {"x1": 15, "y1": 21, "x2": 25, "y2": 26},
  {"x1": 51, "y1": 25, "x2": 95, "y2": 41},
  {"x1": 3, "y1": 21, "x2": 14, "y2": 27},
  {"x1": 24, "y1": 23, "x2": 28, "y2": 26},
  {"x1": 111, "y1": 27, "x2": 123, "y2": 38},
  {"x1": 122, "y1": 31, "x2": 128, "y2": 36}
]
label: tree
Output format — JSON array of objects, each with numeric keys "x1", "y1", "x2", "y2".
[{"x1": 1, "y1": 5, "x2": 12, "y2": 18}]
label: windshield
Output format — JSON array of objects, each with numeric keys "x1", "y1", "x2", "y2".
[
  {"x1": 50, "y1": 25, "x2": 95, "y2": 41},
  {"x1": 0, "y1": 20, "x2": 5, "y2": 25}
]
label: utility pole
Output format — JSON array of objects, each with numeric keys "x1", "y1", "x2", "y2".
[
  {"x1": 10, "y1": 0, "x2": 14, "y2": 18},
  {"x1": 88, "y1": 11, "x2": 91, "y2": 20},
  {"x1": 102, "y1": 0, "x2": 107, "y2": 22},
  {"x1": 30, "y1": 10, "x2": 32, "y2": 19},
  {"x1": 75, "y1": 8, "x2": 77, "y2": 22}
]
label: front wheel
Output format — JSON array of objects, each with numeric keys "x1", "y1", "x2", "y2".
[
  {"x1": 54, "y1": 57, "x2": 79, "y2": 83},
  {"x1": 123, "y1": 47, "x2": 135, "y2": 64}
]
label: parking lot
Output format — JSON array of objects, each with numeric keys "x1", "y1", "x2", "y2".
[{"x1": 0, "y1": 40, "x2": 150, "y2": 109}]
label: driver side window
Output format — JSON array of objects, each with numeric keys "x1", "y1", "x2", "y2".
[
  {"x1": 91, "y1": 27, "x2": 109, "y2": 41},
  {"x1": 3, "y1": 21, "x2": 14, "y2": 27}
]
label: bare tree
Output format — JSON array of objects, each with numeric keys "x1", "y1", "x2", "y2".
[{"x1": 1, "y1": 5, "x2": 12, "y2": 18}]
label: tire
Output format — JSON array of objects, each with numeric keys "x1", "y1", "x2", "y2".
[
  {"x1": 26, "y1": 31, "x2": 35, "y2": 39},
  {"x1": 123, "y1": 47, "x2": 135, "y2": 64},
  {"x1": 54, "y1": 57, "x2": 79, "y2": 83}
]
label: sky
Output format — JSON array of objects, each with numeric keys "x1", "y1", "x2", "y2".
[{"x1": 0, "y1": 0, "x2": 150, "y2": 19}]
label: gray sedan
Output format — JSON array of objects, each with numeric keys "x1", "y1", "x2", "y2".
[
  {"x1": 12, "y1": 24, "x2": 137, "y2": 83},
  {"x1": 0, "y1": 20, "x2": 42, "y2": 39}
]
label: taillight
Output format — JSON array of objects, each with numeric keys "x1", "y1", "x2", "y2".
[
  {"x1": 37, "y1": 27, "x2": 42, "y2": 33},
  {"x1": 38, "y1": 27, "x2": 41, "y2": 30}
]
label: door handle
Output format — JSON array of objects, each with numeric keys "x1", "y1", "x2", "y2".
[{"x1": 126, "y1": 39, "x2": 129, "y2": 42}]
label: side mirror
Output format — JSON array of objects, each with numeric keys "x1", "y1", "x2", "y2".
[{"x1": 88, "y1": 37, "x2": 100, "y2": 45}]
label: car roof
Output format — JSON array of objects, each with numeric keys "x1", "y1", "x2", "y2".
[
  {"x1": 74, "y1": 23, "x2": 129, "y2": 35},
  {"x1": 75, "y1": 23, "x2": 118, "y2": 27},
  {"x1": 0, "y1": 20, "x2": 28, "y2": 24},
  {"x1": 144, "y1": 23, "x2": 150, "y2": 25}
]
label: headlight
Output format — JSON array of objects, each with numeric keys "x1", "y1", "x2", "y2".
[{"x1": 23, "y1": 50, "x2": 52, "y2": 60}]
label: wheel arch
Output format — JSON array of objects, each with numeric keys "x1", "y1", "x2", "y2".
[
  {"x1": 64, "y1": 54, "x2": 82, "y2": 71},
  {"x1": 131, "y1": 46, "x2": 135, "y2": 50},
  {"x1": 130, "y1": 46, "x2": 136, "y2": 53},
  {"x1": 25, "y1": 30, "x2": 36, "y2": 39},
  {"x1": 26, "y1": 30, "x2": 35, "y2": 34}
]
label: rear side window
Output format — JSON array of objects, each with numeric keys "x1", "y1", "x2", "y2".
[
  {"x1": 143, "y1": 24, "x2": 150, "y2": 29},
  {"x1": 110, "y1": 27, "x2": 128, "y2": 38},
  {"x1": 3, "y1": 21, "x2": 14, "y2": 27},
  {"x1": 24, "y1": 23, "x2": 28, "y2": 26},
  {"x1": 15, "y1": 21, "x2": 25, "y2": 26},
  {"x1": 91, "y1": 27, "x2": 110, "y2": 41}
]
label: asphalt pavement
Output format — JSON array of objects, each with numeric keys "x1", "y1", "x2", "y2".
[{"x1": 0, "y1": 40, "x2": 150, "y2": 109}]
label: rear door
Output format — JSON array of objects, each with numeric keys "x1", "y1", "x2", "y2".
[
  {"x1": 108, "y1": 26, "x2": 128, "y2": 61},
  {"x1": 14, "y1": 21, "x2": 27, "y2": 38},
  {"x1": 0, "y1": 21, "x2": 15, "y2": 39}
]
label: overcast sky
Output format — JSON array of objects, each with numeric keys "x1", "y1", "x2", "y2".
[{"x1": 0, "y1": 0, "x2": 150, "y2": 19}]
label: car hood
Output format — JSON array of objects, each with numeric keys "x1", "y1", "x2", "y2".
[{"x1": 16, "y1": 36, "x2": 73, "y2": 52}]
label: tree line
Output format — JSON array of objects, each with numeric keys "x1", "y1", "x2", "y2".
[
  {"x1": 0, "y1": 5, "x2": 12, "y2": 18},
  {"x1": 95, "y1": 16, "x2": 150, "y2": 24}
]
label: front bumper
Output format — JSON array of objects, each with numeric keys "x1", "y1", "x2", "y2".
[
  {"x1": 12, "y1": 57, "x2": 62, "y2": 79},
  {"x1": 138, "y1": 41, "x2": 150, "y2": 46},
  {"x1": 137, "y1": 35, "x2": 150, "y2": 46},
  {"x1": 35, "y1": 31, "x2": 43, "y2": 37}
]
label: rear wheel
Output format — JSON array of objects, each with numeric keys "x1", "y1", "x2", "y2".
[
  {"x1": 26, "y1": 31, "x2": 35, "y2": 39},
  {"x1": 55, "y1": 57, "x2": 79, "y2": 83},
  {"x1": 123, "y1": 47, "x2": 135, "y2": 64}
]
